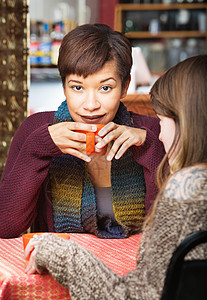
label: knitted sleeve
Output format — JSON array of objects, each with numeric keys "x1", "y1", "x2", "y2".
[
  {"x1": 35, "y1": 167, "x2": 207, "y2": 300},
  {"x1": 0, "y1": 112, "x2": 62, "y2": 238},
  {"x1": 36, "y1": 234, "x2": 139, "y2": 300},
  {"x1": 131, "y1": 113, "x2": 165, "y2": 213}
]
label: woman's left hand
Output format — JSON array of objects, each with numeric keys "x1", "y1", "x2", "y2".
[{"x1": 96, "y1": 122, "x2": 146, "y2": 161}]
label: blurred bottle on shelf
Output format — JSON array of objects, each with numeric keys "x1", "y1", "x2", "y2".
[
  {"x1": 167, "y1": 39, "x2": 180, "y2": 68},
  {"x1": 159, "y1": 11, "x2": 177, "y2": 31},
  {"x1": 198, "y1": 39, "x2": 206, "y2": 55},
  {"x1": 30, "y1": 22, "x2": 40, "y2": 65},
  {"x1": 162, "y1": 0, "x2": 174, "y2": 3},
  {"x1": 51, "y1": 23, "x2": 65, "y2": 65},
  {"x1": 186, "y1": 38, "x2": 199, "y2": 58},
  {"x1": 39, "y1": 23, "x2": 52, "y2": 65},
  {"x1": 176, "y1": 9, "x2": 191, "y2": 30},
  {"x1": 198, "y1": 12, "x2": 206, "y2": 32},
  {"x1": 167, "y1": 38, "x2": 188, "y2": 69},
  {"x1": 176, "y1": 0, "x2": 186, "y2": 3},
  {"x1": 125, "y1": 20, "x2": 134, "y2": 32},
  {"x1": 148, "y1": 43, "x2": 167, "y2": 74},
  {"x1": 160, "y1": 12, "x2": 169, "y2": 31},
  {"x1": 160, "y1": 11, "x2": 177, "y2": 31},
  {"x1": 30, "y1": 20, "x2": 67, "y2": 67},
  {"x1": 179, "y1": 41, "x2": 188, "y2": 62},
  {"x1": 149, "y1": 19, "x2": 159, "y2": 34}
]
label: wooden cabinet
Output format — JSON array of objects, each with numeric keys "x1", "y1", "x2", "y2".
[{"x1": 114, "y1": 3, "x2": 207, "y2": 73}]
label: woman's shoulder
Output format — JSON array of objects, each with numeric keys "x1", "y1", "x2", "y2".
[
  {"x1": 13, "y1": 111, "x2": 55, "y2": 143},
  {"x1": 131, "y1": 111, "x2": 158, "y2": 126},
  {"x1": 25, "y1": 111, "x2": 55, "y2": 124},
  {"x1": 131, "y1": 112, "x2": 160, "y2": 136},
  {"x1": 163, "y1": 166, "x2": 207, "y2": 201},
  {"x1": 18, "y1": 111, "x2": 55, "y2": 131}
]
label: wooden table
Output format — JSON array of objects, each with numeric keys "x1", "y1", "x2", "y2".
[{"x1": 0, "y1": 233, "x2": 142, "y2": 299}]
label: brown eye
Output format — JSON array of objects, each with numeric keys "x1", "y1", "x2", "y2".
[
  {"x1": 101, "y1": 86, "x2": 111, "y2": 92},
  {"x1": 72, "y1": 85, "x2": 82, "y2": 91}
]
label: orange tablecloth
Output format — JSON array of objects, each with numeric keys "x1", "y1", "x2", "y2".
[{"x1": 0, "y1": 233, "x2": 142, "y2": 299}]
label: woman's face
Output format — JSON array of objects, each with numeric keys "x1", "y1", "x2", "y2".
[
  {"x1": 157, "y1": 115, "x2": 177, "y2": 165},
  {"x1": 64, "y1": 61, "x2": 129, "y2": 124}
]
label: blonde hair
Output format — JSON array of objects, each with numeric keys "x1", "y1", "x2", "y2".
[{"x1": 145, "y1": 55, "x2": 207, "y2": 226}]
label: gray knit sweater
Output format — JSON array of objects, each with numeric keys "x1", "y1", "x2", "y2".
[{"x1": 36, "y1": 166, "x2": 207, "y2": 300}]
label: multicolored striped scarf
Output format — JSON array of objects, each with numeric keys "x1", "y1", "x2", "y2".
[{"x1": 50, "y1": 100, "x2": 146, "y2": 238}]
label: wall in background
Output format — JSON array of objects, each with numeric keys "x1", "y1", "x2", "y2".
[
  {"x1": 99, "y1": 0, "x2": 118, "y2": 29},
  {"x1": 30, "y1": 0, "x2": 99, "y2": 25}
]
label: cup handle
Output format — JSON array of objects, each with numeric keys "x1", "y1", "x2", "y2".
[{"x1": 86, "y1": 132, "x2": 95, "y2": 153}]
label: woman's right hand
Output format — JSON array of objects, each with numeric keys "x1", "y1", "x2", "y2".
[
  {"x1": 48, "y1": 122, "x2": 99, "y2": 162},
  {"x1": 24, "y1": 233, "x2": 49, "y2": 275}
]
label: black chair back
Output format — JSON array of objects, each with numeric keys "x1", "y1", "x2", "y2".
[{"x1": 161, "y1": 231, "x2": 207, "y2": 300}]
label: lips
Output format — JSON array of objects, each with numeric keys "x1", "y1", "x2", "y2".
[{"x1": 80, "y1": 114, "x2": 105, "y2": 124}]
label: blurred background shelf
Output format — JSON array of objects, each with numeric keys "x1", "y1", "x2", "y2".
[
  {"x1": 125, "y1": 31, "x2": 207, "y2": 38},
  {"x1": 114, "y1": 3, "x2": 207, "y2": 73}
]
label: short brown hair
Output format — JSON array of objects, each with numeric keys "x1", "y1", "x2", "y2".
[{"x1": 58, "y1": 24, "x2": 132, "y2": 90}]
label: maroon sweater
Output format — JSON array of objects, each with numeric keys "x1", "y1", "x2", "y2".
[{"x1": 0, "y1": 111, "x2": 165, "y2": 238}]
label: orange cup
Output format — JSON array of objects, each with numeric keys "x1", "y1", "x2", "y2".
[
  {"x1": 77, "y1": 124, "x2": 107, "y2": 155},
  {"x1": 22, "y1": 232, "x2": 70, "y2": 262}
]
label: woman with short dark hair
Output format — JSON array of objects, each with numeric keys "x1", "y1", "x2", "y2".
[{"x1": 0, "y1": 24, "x2": 164, "y2": 241}]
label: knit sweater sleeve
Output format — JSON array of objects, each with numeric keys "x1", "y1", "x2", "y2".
[
  {"x1": 36, "y1": 234, "x2": 136, "y2": 300},
  {"x1": 0, "y1": 112, "x2": 62, "y2": 238},
  {"x1": 36, "y1": 168, "x2": 207, "y2": 300},
  {"x1": 131, "y1": 113, "x2": 165, "y2": 213}
]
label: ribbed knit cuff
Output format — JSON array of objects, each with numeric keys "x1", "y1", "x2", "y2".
[{"x1": 35, "y1": 233, "x2": 71, "y2": 272}]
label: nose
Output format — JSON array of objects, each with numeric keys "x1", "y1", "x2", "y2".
[{"x1": 83, "y1": 90, "x2": 101, "y2": 111}]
